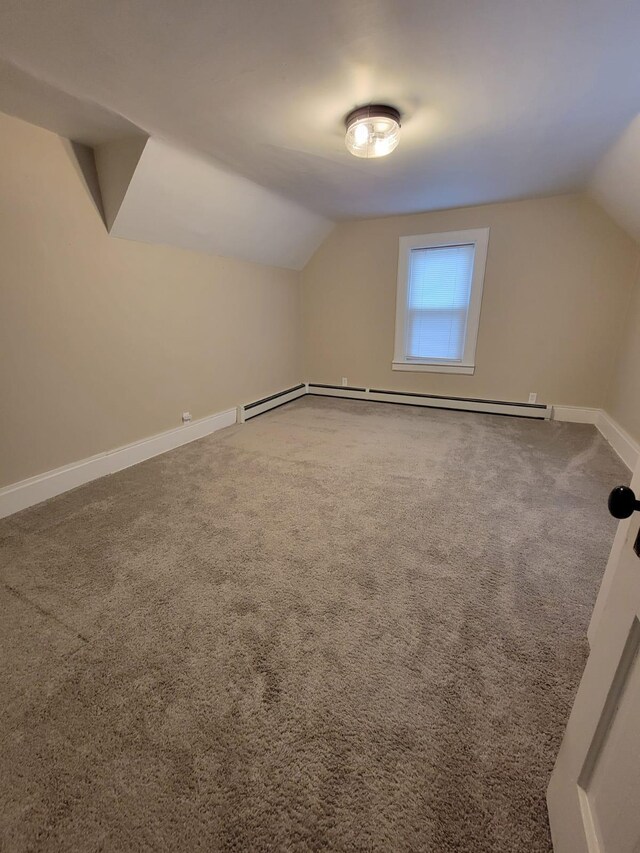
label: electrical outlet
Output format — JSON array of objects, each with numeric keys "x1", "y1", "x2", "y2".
[
  {"x1": 341, "y1": 377, "x2": 348, "y2": 386},
  {"x1": 528, "y1": 393, "x2": 537, "y2": 404},
  {"x1": 182, "y1": 411, "x2": 192, "y2": 423}
]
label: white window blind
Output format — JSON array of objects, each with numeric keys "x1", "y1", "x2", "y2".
[{"x1": 406, "y1": 243, "x2": 476, "y2": 361}]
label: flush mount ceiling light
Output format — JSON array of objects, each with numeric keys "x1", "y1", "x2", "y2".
[{"x1": 344, "y1": 104, "x2": 401, "y2": 159}]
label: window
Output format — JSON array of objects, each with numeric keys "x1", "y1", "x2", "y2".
[{"x1": 393, "y1": 228, "x2": 490, "y2": 374}]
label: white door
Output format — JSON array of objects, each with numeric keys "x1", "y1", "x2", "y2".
[{"x1": 547, "y1": 459, "x2": 640, "y2": 852}]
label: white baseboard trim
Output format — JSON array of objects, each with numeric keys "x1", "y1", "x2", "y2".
[
  {"x1": 4, "y1": 387, "x2": 637, "y2": 520},
  {"x1": 0, "y1": 407, "x2": 236, "y2": 520},
  {"x1": 551, "y1": 405, "x2": 638, "y2": 470},
  {"x1": 551, "y1": 405, "x2": 600, "y2": 424},
  {"x1": 596, "y1": 410, "x2": 639, "y2": 471}
]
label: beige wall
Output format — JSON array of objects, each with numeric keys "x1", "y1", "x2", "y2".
[
  {"x1": 607, "y1": 264, "x2": 640, "y2": 444},
  {"x1": 0, "y1": 112, "x2": 301, "y2": 488},
  {"x1": 301, "y1": 195, "x2": 639, "y2": 408},
  {"x1": 4, "y1": 108, "x2": 640, "y2": 490}
]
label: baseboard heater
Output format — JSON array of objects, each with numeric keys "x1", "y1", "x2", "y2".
[
  {"x1": 239, "y1": 382, "x2": 551, "y2": 422},
  {"x1": 307, "y1": 383, "x2": 551, "y2": 420},
  {"x1": 239, "y1": 383, "x2": 307, "y2": 421}
]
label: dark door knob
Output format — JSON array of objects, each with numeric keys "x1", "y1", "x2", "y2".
[{"x1": 608, "y1": 486, "x2": 640, "y2": 519}]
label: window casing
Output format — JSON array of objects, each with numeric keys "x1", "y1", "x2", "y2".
[{"x1": 393, "y1": 228, "x2": 490, "y2": 374}]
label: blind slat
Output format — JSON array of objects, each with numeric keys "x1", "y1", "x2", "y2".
[{"x1": 406, "y1": 244, "x2": 475, "y2": 360}]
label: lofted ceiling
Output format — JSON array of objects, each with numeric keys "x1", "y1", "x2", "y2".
[
  {"x1": 0, "y1": 0, "x2": 639, "y2": 257},
  {"x1": 95, "y1": 136, "x2": 332, "y2": 270},
  {"x1": 0, "y1": 57, "x2": 139, "y2": 145},
  {"x1": 591, "y1": 116, "x2": 640, "y2": 244}
]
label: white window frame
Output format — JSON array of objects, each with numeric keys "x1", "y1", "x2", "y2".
[{"x1": 392, "y1": 227, "x2": 490, "y2": 374}]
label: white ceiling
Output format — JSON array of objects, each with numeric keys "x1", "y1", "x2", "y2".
[{"x1": 1, "y1": 0, "x2": 639, "y2": 222}]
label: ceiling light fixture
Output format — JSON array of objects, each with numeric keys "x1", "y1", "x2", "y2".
[{"x1": 344, "y1": 104, "x2": 401, "y2": 159}]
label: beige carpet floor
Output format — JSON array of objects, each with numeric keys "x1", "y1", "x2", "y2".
[{"x1": 0, "y1": 397, "x2": 628, "y2": 852}]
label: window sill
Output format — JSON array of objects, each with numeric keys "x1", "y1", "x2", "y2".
[{"x1": 392, "y1": 361, "x2": 475, "y2": 375}]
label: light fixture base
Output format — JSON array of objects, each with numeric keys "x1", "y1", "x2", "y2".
[
  {"x1": 344, "y1": 104, "x2": 401, "y2": 129},
  {"x1": 344, "y1": 104, "x2": 401, "y2": 159}
]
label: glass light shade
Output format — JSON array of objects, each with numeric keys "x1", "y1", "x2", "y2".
[{"x1": 345, "y1": 106, "x2": 401, "y2": 159}]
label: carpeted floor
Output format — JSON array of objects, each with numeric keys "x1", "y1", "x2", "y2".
[{"x1": 0, "y1": 396, "x2": 628, "y2": 852}]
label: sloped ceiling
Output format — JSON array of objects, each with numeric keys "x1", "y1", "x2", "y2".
[
  {"x1": 1, "y1": 0, "x2": 640, "y2": 263},
  {"x1": 97, "y1": 136, "x2": 333, "y2": 270},
  {"x1": 590, "y1": 117, "x2": 640, "y2": 245},
  {"x1": 0, "y1": 57, "x2": 138, "y2": 145}
]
